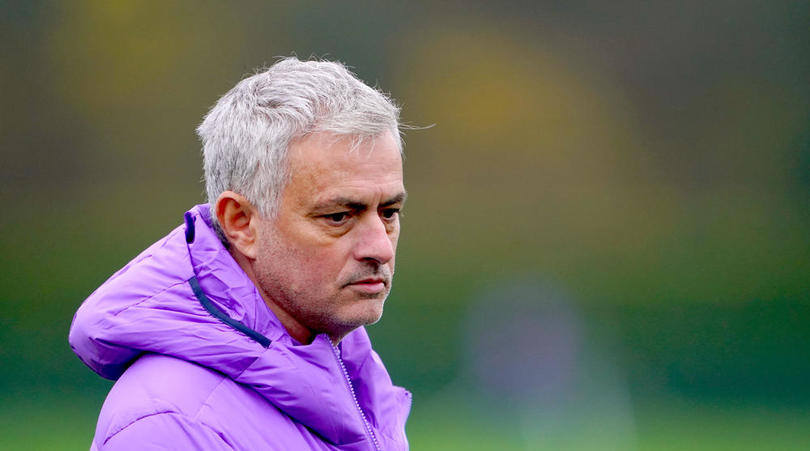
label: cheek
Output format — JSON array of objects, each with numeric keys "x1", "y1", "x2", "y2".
[
  {"x1": 275, "y1": 222, "x2": 357, "y2": 283},
  {"x1": 389, "y1": 231, "x2": 400, "y2": 255},
  {"x1": 286, "y1": 246, "x2": 346, "y2": 286}
]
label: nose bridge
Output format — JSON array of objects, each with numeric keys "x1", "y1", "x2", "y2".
[{"x1": 354, "y1": 213, "x2": 394, "y2": 263}]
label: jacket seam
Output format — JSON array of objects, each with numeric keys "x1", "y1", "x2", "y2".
[
  {"x1": 233, "y1": 353, "x2": 264, "y2": 380},
  {"x1": 191, "y1": 376, "x2": 232, "y2": 422},
  {"x1": 102, "y1": 410, "x2": 175, "y2": 444},
  {"x1": 193, "y1": 377, "x2": 239, "y2": 449},
  {"x1": 108, "y1": 279, "x2": 190, "y2": 317},
  {"x1": 103, "y1": 410, "x2": 232, "y2": 448}
]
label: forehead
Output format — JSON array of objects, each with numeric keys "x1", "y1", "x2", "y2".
[{"x1": 284, "y1": 131, "x2": 404, "y2": 205}]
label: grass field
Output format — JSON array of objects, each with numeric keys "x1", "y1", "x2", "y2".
[{"x1": 3, "y1": 394, "x2": 808, "y2": 450}]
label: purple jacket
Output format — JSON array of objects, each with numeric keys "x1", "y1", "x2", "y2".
[{"x1": 69, "y1": 205, "x2": 411, "y2": 450}]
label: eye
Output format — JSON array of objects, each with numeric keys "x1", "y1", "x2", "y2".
[
  {"x1": 381, "y1": 208, "x2": 400, "y2": 221},
  {"x1": 322, "y1": 212, "x2": 350, "y2": 226}
]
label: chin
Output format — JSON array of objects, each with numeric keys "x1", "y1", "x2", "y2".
[{"x1": 344, "y1": 299, "x2": 385, "y2": 328}]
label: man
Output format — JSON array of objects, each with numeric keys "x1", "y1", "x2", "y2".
[{"x1": 69, "y1": 58, "x2": 411, "y2": 450}]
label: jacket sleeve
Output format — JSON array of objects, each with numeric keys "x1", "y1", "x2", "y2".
[{"x1": 97, "y1": 412, "x2": 234, "y2": 450}]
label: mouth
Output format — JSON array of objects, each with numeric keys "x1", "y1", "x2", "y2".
[{"x1": 345, "y1": 277, "x2": 388, "y2": 294}]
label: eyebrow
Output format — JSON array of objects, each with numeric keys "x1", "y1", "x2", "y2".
[
  {"x1": 381, "y1": 191, "x2": 408, "y2": 207},
  {"x1": 314, "y1": 191, "x2": 407, "y2": 212}
]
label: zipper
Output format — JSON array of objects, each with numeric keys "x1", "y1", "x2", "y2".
[{"x1": 331, "y1": 343, "x2": 381, "y2": 451}]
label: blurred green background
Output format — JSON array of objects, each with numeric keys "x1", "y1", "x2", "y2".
[{"x1": 2, "y1": 1, "x2": 809, "y2": 449}]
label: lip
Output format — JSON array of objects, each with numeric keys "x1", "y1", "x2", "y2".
[{"x1": 346, "y1": 278, "x2": 387, "y2": 294}]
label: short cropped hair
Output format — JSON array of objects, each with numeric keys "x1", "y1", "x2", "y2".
[{"x1": 196, "y1": 57, "x2": 401, "y2": 222}]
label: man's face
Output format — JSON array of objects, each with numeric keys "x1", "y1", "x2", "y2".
[{"x1": 252, "y1": 130, "x2": 405, "y2": 342}]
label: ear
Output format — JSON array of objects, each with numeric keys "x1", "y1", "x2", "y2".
[{"x1": 215, "y1": 191, "x2": 261, "y2": 259}]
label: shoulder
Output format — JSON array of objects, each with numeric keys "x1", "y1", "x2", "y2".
[
  {"x1": 95, "y1": 354, "x2": 225, "y2": 449},
  {"x1": 92, "y1": 354, "x2": 302, "y2": 450},
  {"x1": 93, "y1": 354, "x2": 231, "y2": 449},
  {"x1": 95, "y1": 411, "x2": 233, "y2": 450}
]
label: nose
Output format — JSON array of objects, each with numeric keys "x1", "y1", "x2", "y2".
[{"x1": 353, "y1": 215, "x2": 395, "y2": 264}]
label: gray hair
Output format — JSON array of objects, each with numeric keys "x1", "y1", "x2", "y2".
[{"x1": 196, "y1": 57, "x2": 402, "y2": 223}]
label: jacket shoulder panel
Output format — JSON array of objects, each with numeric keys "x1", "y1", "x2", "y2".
[
  {"x1": 95, "y1": 354, "x2": 330, "y2": 450},
  {"x1": 98, "y1": 411, "x2": 234, "y2": 450},
  {"x1": 95, "y1": 354, "x2": 228, "y2": 442}
]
